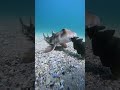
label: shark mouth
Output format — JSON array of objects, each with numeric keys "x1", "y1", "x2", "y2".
[{"x1": 43, "y1": 28, "x2": 77, "y2": 53}]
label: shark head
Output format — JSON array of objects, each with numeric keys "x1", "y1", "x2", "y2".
[{"x1": 43, "y1": 28, "x2": 77, "y2": 53}]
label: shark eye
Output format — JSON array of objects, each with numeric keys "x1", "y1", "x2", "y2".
[{"x1": 62, "y1": 29, "x2": 65, "y2": 31}]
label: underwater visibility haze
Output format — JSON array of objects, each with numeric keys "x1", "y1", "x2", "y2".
[
  {"x1": 35, "y1": 0, "x2": 85, "y2": 41},
  {"x1": 86, "y1": 0, "x2": 120, "y2": 26}
]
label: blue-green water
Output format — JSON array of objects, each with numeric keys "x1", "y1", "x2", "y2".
[
  {"x1": 0, "y1": 0, "x2": 34, "y2": 16},
  {"x1": 86, "y1": 0, "x2": 120, "y2": 27},
  {"x1": 35, "y1": 0, "x2": 85, "y2": 40}
]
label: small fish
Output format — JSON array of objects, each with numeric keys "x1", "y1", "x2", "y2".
[{"x1": 43, "y1": 28, "x2": 77, "y2": 53}]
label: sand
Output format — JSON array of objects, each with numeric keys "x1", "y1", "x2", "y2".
[
  {"x1": 1, "y1": 18, "x2": 120, "y2": 90},
  {"x1": 35, "y1": 35, "x2": 85, "y2": 90},
  {"x1": 0, "y1": 18, "x2": 35, "y2": 89},
  {"x1": 85, "y1": 35, "x2": 120, "y2": 90}
]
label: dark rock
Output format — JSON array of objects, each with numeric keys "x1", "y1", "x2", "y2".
[
  {"x1": 71, "y1": 37, "x2": 85, "y2": 58},
  {"x1": 62, "y1": 71, "x2": 65, "y2": 75}
]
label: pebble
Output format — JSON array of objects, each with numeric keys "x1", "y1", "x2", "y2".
[
  {"x1": 35, "y1": 37, "x2": 85, "y2": 90},
  {"x1": 59, "y1": 85, "x2": 64, "y2": 90},
  {"x1": 60, "y1": 79, "x2": 64, "y2": 85},
  {"x1": 52, "y1": 73, "x2": 60, "y2": 78}
]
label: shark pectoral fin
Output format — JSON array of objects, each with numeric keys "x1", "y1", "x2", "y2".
[
  {"x1": 60, "y1": 43, "x2": 67, "y2": 48},
  {"x1": 44, "y1": 45, "x2": 56, "y2": 53}
]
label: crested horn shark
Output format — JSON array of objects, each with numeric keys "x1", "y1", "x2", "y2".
[
  {"x1": 19, "y1": 17, "x2": 35, "y2": 63},
  {"x1": 43, "y1": 28, "x2": 77, "y2": 53}
]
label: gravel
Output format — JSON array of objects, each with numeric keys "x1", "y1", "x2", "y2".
[
  {"x1": 0, "y1": 30, "x2": 35, "y2": 89},
  {"x1": 35, "y1": 35, "x2": 85, "y2": 90},
  {"x1": 85, "y1": 36, "x2": 120, "y2": 90}
]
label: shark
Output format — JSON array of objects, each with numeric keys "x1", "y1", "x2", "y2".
[
  {"x1": 43, "y1": 28, "x2": 77, "y2": 53},
  {"x1": 19, "y1": 17, "x2": 35, "y2": 43},
  {"x1": 19, "y1": 17, "x2": 35, "y2": 63}
]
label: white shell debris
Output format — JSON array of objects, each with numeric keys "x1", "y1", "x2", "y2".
[{"x1": 35, "y1": 35, "x2": 85, "y2": 90}]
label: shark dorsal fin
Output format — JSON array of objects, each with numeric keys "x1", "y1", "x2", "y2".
[
  {"x1": 52, "y1": 31, "x2": 55, "y2": 36},
  {"x1": 19, "y1": 17, "x2": 24, "y2": 25}
]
